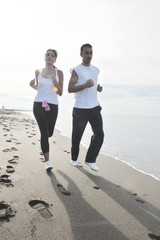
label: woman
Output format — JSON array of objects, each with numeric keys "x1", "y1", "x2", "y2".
[{"x1": 30, "y1": 49, "x2": 64, "y2": 170}]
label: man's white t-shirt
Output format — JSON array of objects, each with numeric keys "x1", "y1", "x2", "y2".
[{"x1": 73, "y1": 64, "x2": 100, "y2": 109}]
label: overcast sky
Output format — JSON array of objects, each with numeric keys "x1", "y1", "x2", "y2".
[{"x1": 0, "y1": 0, "x2": 160, "y2": 115}]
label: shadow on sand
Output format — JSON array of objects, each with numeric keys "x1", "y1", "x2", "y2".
[
  {"x1": 77, "y1": 166, "x2": 160, "y2": 239},
  {"x1": 47, "y1": 169, "x2": 129, "y2": 240}
]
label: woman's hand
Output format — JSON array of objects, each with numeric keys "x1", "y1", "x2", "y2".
[
  {"x1": 30, "y1": 79, "x2": 38, "y2": 90},
  {"x1": 30, "y1": 79, "x2": 35, "y2": 86}
]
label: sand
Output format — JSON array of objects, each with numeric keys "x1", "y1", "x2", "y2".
[{"x1": 0, "y1": 109, "x2": 160, "y2": 240}]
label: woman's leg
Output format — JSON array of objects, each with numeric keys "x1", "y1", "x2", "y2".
[
  {"x1": 33, "y1": 102, "x2": 50, "y2": 160},
  {"x1": 46, "y1": 104, "x2": 58, "y2": 138},
  {"x1": 44, "y1": 104, "x2": 58, "y2": 163}
]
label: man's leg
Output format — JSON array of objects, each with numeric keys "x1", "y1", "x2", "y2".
[
  {"x1": 85, "y1": 106, "x2": 104, "y2": 163},
  {"x1": 71, "y1": 108, "x2": 88, "y2": 162}
]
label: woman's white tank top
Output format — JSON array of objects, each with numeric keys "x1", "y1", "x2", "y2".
[{"x1": 34, "y1": 68, "x2": 59, "y2": 105}]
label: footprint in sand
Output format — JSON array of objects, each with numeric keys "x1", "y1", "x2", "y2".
[
  {"x1": 40, "y1": 158, "x2": 45, "y2": 162},
  {"x1": 148, "y1": 233, "x2": 160, "y2": 240},
  {"x1": 93, "y1": 186, "x2": 100, "y2": 190},
  {"x1": 125, "y1": 189, "x2": 138, "y2": 196},
  {"x1": 8, "y1": 159, "x2": 17, "y2": 165},
  {"x1": 28, "y1": 200, "x2": 53, "y2": 219},
  {"x1": 0, "y1": 201, "x2": 16, "y2": 220},
  {"x1": 6, "y1": 166, "x2": 15, "y2": 173},
  {"x1": 3, "y1": 148, "x2": 10, "y2": 152},
  {"x1": 64, "y1": 150, "x2": 70, "y2": 154},
  {"x1": 3, "y1": 128, "x2": 9, "y2": 132},
  {"x1": 129, "y1": 191, "x2": 137, "y2": 196},
  {"x1": 57, "y1": 184, "x2": 71, "y2": 196},
  {"x1": 136, "y1": 198, "x2": 145, "y2": 204},
  {"x1": 3, "y1": 147, "x2": 18, "y2": 153},
  {"x1": 8, "y1": 155, "x2": 19, "y2": 165},
  {"x1": 0, "y1": 175, "x2": 13, "y2": 187},
  {"x1": 11, "y1": 147, "x2": 18, "y2": 151}
]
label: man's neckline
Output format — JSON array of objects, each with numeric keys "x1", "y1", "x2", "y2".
[{"x1": 81, "y1": 63, "x2": 91, "y2": 67}]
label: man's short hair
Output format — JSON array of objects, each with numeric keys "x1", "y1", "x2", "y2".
[{"x1": 80, "y1": 43, "x2": 92, "y2": 54}]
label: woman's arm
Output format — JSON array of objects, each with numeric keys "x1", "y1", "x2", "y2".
[
  {"x1": 50, "y1": 70, "x2": 64, "y2": 96},
  {"x1": 29, "y1": 70, "x2": 39, "y2": 90},
  {"x1": 56, "y1": 70, "x2": 64, "y2": 96}
]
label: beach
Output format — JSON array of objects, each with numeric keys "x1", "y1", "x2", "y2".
[{"x1": 0, "y1": 109, "x2": 160, "y2": 240}]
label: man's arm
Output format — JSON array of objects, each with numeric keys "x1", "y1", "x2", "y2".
[
  {"x1": 97, "y1": 84, "x2": 103, "y2": 92},
  {"x1": 68, "y1": 70, "x2": 94, "y2": 93}
]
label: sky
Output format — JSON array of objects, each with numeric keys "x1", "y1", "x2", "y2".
[{"x1": 0, "y1": 0, "x2": 160, "y2": 116}]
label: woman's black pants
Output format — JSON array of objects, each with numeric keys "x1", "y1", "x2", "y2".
[{"x1": 33, "y1": 102, "x2": 58, "y2": 153}]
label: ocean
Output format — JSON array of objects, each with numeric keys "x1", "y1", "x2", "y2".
[{"x1": 25, "y1": 100, "x2": 160, "y2": 181}]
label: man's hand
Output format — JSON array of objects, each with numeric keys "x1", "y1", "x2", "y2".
[
  {"x1": 85, "y1": 79, "x2": 94, "y2": 88},
  {"x1": 97, "y1": 84, "x2": 103, "y2": 92}
]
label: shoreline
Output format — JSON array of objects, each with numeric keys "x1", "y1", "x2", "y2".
[
  {"x1": 1, "y1": 109, "x2": 160, "y2": 239},
  {"x1": 59, "y1": 129, "x2": 160, "y2": 183},
  {"x1": 8, "y1": 108, "x2": 160, "y2": 182},
  {"x1": 103, "y1": 153, "x2": 160, "y2": 183},
  {"x1": 6, "y1": 109, "x2": 160, "y2": 195}
]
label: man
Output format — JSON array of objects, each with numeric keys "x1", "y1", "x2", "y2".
[{"x1": 68, "y1": 43, "x2": 104, "y2": 171}]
